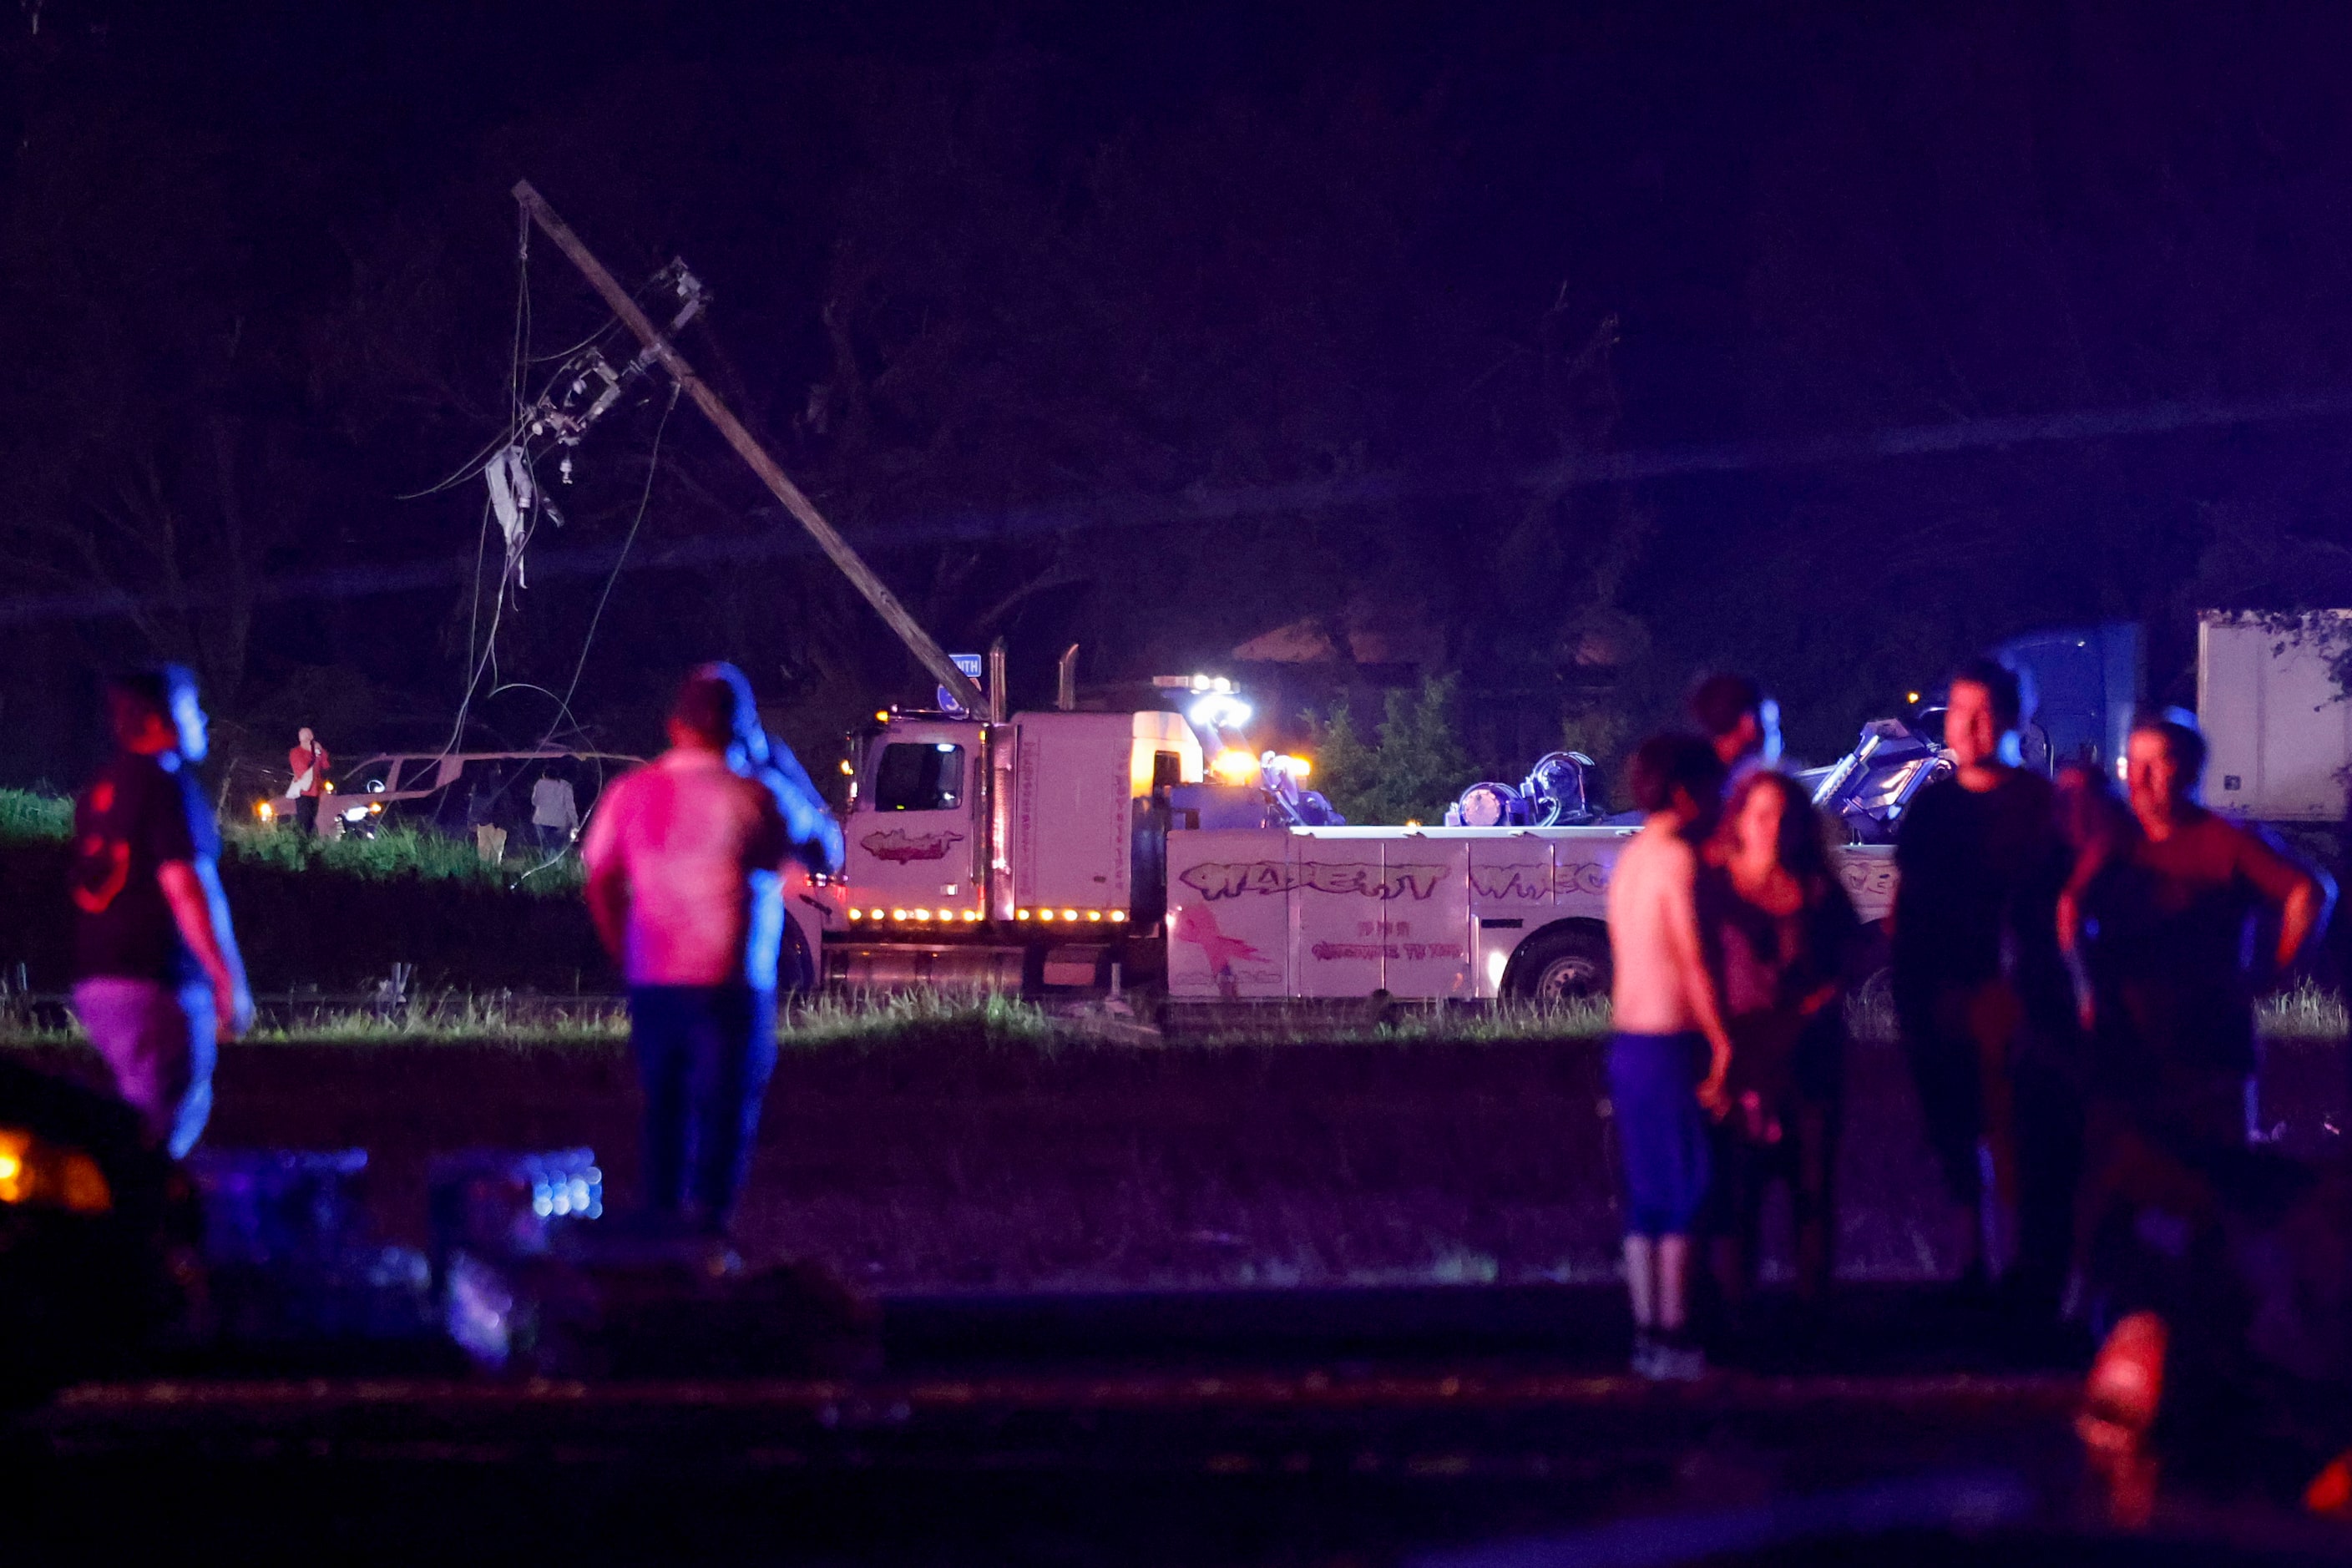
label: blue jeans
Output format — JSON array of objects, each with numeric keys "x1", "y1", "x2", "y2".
[{"x1": 628, "y1": 985, "x2": 776, "y2": 1229}]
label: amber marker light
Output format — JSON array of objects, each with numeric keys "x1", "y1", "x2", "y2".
[
  {"x1": 1061, "y1": 908, "x2": 1079, "y2": 921},
  {"x1": 1208, "y1": 748, "x2": 1258, "y2": 786},
  {"x1": 1085, "y1": 911, "x2": 1103, "y2": 922},
  {"x1": 1110, "y1": 910, "x2": 1128, "y2": 922}
]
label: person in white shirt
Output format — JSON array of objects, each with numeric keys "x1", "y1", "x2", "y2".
[
  {"x1": 529, "y1": 772, "x2": 579, "y2": 851},
  {"x1": 1606, "y1": 732, "x2": 1733, "y2": 1380},
  {"x1": 581, "y1": 665, "x2": 811, "y2": 1232}
]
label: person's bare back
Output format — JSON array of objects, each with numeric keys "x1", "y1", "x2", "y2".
[{"x1": 1609, "y1": 820, "x2": 1708, "y2": 1035}]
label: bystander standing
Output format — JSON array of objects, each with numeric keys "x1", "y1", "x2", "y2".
[
  {"x1": 1891, "y1": 657, "x2": 2080, "y2": 1312},
  {"x1": 68, "y1": 667, "x2": 253, "y2": 1156},
  {"x1": 1699, "y1": 769, "x2": 1858, "y2": 1322},
  {"x1": 529, "y1": 771, "x2": 579, "y2": 852},
  {"x1": 581, "y1": 665, "x2": 825, "y2": 1234},
  {"x1": 1606, "y1": 733, "x2": 1732, "y2": 1380},
  {"x1": 2075, "y1": 714, "x2": 2325, "y2": 1241},
  {"x1": 285, "y1": 726, "x2": 329, "y2": 837},
  {"x1": 466, "y1": 774, "x2": 508, "y2": 866},
  {"x1": 1689, "y1": 672, "x2": 1782, "y2": 786}
]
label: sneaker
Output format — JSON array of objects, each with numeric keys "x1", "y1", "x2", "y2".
[{"x1": 1630, "y1": 1331, "x2": 1660, "y2": 1378}]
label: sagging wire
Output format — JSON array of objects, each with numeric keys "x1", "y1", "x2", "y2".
[
  {"x1": 541, "y1": 378, "x2": 681, "y2": 753},
  {"x1": 443, "y1": 372, "x2": 675, "y2": 816},
  {"x1": 438, "y1": 500, "x2": 512, "y2": 763},
  {"x1": 432, "y1": 208, "x2": 537, "y2": 762},
  {"x1": 395, "y1": 423, "x2": 524, "y2": 503},
  {"x1": 525, "y1": 286, "x2": 653, "y2": 363},
  {"x1": 420, "y1": 229, "x2": 705, "y2": 782},
  {"x1": 509, "y1": 200, "x2": 531, "y2": 429},
  {"x1": 495, "y1": 377, "x2": 681, "y2": 888},
  {"x1": 395, "y1": 336, "x2": 620, "y2": 503}
]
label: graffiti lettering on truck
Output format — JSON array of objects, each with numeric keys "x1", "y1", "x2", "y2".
[
  {"x1": 860, "y1": 828, "x2": 965, "y2": 864},
  {"x1": 1176, "y1": 860, "x2": 1452, "y2": 902},
  {"x1": 1465, "y1": 862, "x2": 1611, "y2": 901}
]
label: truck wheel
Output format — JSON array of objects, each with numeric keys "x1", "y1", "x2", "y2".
[{"x1": 1503, "y1": 924, "x2": 1612, "y2": 1003}]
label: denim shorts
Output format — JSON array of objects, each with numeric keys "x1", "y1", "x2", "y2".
[{"x1": 1608, "y1": 1029, "x2": 1712, "y2": 1239}]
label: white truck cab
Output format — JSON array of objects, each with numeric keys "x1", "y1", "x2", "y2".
[{"x1": 822, "y1": 706, "x2": 1202, "y2": 990}]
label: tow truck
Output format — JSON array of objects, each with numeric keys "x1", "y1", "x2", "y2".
[{"x1": 805, "y1": 649, "x2": 1898, "y2": 1004}]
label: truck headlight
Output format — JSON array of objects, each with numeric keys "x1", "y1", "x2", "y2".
[{"x1": 0, "y1": 1128, "x2": 113, "y2": 1214}]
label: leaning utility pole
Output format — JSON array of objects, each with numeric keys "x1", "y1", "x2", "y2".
[{"x1": 512, "y1": 180, "x2": 984, "y2": 714}]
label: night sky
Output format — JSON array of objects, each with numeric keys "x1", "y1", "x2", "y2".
[{"x1": 7, "y1": 0, "x2": 2352, "y2": 792}]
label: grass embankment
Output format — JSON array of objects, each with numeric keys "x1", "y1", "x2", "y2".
[
  {"x1": 0, "y1": 789, "x2": 69, "y2": 841},
  {"x1": 0, "y1": 787, "x2": 601, "y2": 994},
  {"x1": 372, "y1": 983, "x2": 2352, "y2": 1047},
  {"x1": 0, "y1": 786, "x2": 580, "y2": 892},
  {"x1": 13, "y1": 1012, "x2": 2338, "y2": 1294},
  {"x1": 0, "y1": 988, "x2": 1619, "y2": 1049},
  {"x1": 5, "y1": 989, "x2": 2340, "y2": 1292},
  {"x1": 4, "y1": 983, "x2": 2340, "y2": 1050}
]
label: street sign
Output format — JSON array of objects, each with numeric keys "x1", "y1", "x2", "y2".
[{"x1": 938, "y1": 653, "x2": 986, "y2": 716}]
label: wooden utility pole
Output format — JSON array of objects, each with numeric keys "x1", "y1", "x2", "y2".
[{"x1": 512, "y1": 180, "x2": 984, "y2": 714}]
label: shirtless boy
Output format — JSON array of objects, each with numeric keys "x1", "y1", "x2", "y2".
[{"x1": 1606, "y1": 732, "x2": 1732, "y2": 1379}]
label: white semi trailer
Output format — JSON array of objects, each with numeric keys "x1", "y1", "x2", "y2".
[
  {"x1": 803, "y1": 669, "x2": 1898, "y2": 1002},
  {"x1": 2199, "y1": 609, "x2": 2352, "y2": 825}
]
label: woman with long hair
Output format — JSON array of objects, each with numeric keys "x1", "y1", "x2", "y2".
[{"x1": 1701, "y1": 768, "x2": 1859, "y2": 1319}]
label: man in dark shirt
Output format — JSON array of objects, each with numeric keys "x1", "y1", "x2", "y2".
[
  {"x1": 1893, "y1": 657, "x2": 2080, "y2": 1305},
  {"x1": 2068, "y1": 716, "x2": 2331, "y2": 1520},
  {"x1": 68, "y1": 667, "x2": 252, "y2": 1156},
  {"x1": 2086, "y1": 715, "x2": 2322, "y2": 1151}
]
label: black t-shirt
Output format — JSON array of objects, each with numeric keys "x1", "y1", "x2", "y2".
[
  {"x1": 2085, "y1": 809, "x2": 2309, "y2": 1081},
  {"x1": 1891, "y1": 770, "x2": 2071, "y2": 1028},
  {"x1": 70, "y1": 751, "x2": 214, "y2": 984}
]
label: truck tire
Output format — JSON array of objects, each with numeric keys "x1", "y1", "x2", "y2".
[{"x1": 1502, "y1": 923, "x2": 1611, "y2": 1003}]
